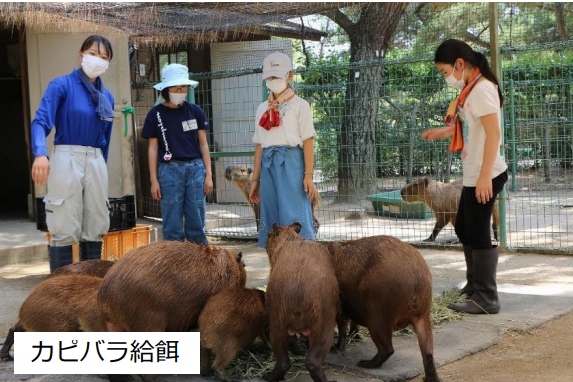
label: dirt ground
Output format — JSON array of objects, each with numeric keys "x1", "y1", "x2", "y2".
[{"x1": 406, "y1": 311, "x2": 573, "y2": 382}]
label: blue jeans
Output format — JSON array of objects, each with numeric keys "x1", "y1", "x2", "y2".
[
  {"x1": 258, "y1": 146, "x2": 315, "y2": 248},
  {"x1": 158, "y1": 159, "x2": 208, "y2": 244}
]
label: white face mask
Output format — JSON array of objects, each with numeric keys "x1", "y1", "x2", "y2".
[
  {"x1": 266, "y1": 78, "x2": 288, "y2": 94},
  {"x1": 445, "y1": 62, "x2": 465, "y2": 90},
  {"x1": 81, "y1": 54, "x2": 109, "y2": 79},
  {"x1": 168, "y1": 92, "x2": 187, "y2": 105}
]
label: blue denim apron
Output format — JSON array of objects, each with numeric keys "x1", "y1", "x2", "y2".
[{"x1": 258, "y1": 146, "x2": 315, "y2": 248}]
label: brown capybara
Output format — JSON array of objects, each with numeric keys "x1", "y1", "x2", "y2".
[
  {"x1": 401, "y1": 178, "x2": 499, "y2": 242},
  {"x1": 199, "y1": 287, "x2": 267, "y2": 381},
  {"x1": 48, "y1": 259, "x2": 115, "y2": 278},
  {"x1": 225, "y1": 165, "x2": 321, "y2": 234},
  {"x1": 327, "y1": 236, "x2": 440, "y2": 382},
  {"x1": 265, "y1": 222, "x2": 338, "y2": 382},
  {"x1": 97, "y1": 241, "x2": 246, "y2": 332},
  {"x1": 0, "y1": 275, "x2": 106, "y2": 361}
]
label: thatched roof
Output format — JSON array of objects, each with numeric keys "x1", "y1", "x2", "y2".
[{"x1": 0, "y1": 2, "x2": 354, "y2": 46}]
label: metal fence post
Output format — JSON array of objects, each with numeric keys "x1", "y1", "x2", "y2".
[
  {"x1": 490, "y1": 2, "x2": 508, "y2": 248},
  {"x1": 510, "y1": 79, "x2": 517, "y2": 192}
]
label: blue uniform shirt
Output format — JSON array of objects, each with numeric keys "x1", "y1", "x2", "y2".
[
  {"x1": 142, "y1": 102, "x2": 210, "y2": 162},
  {"x1": 31, "y1": 69, "x2": 115, "y2": 161}
]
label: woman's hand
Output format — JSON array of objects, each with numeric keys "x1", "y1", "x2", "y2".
[
  {"x1": 249, "y1": 180, "x2": 260, "y2": 204},
  {"x1": 304, "y1": 175, "x2": 318, "y2": 202},
  {"x1": 475, "y1": 174, "x2": 493, "y2": 204},
  {"x1": 420, "y1": 126, "x2": 454, "y2": 142},
  {"x1": 31, "y1": 156, "x2": 50, "y2": 185},
  {"x1": 151, "y1": 180, "x2": 161, "y2": 200},
  {"x1": 203, "y1": 174, "x2": 213, "y2": 196}
]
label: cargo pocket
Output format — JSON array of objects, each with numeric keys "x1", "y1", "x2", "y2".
[{"x1": 43, "y1": 196, "x2": 66, "y2": 236}]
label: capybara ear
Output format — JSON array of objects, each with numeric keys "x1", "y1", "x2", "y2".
[
  {"x1": 290, "y1": 222, "x2": 302, "y2": 234},
  {"x1": 248, "y1": 168, "x2": 253, "y2": 174},
  {"x1": 272, "y1": 222, "x2": 279, "y2": 231},
  {"x1": 236, "y1": 252, "x2": 243, "y2": 263},
  {"x1": 424, "y1": 177, "x2": 429, "y2": 186}
]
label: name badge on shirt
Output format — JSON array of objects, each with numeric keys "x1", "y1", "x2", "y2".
[{"x1": 183, "y1": 119, "x2": 198, "y2": 132}]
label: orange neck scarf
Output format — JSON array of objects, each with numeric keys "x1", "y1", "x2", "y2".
[
  {"x1": 258, "y1": 86, "x2": 295, "y2": 131},
  {"x1": 446, "y1": 68, "x2": 482, "y2": 152}
]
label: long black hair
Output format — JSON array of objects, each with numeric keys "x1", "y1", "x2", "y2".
[
  {"x1": 435, "y1": 39, "x2": 503, "y2": 107},
  {"x1": 80, "y1": 35, "x2": 113, "y2": 61}
]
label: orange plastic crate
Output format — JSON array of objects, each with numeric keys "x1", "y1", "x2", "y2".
[{"x1": 46, "y1": 224, "x2": 151, "y2": 262}]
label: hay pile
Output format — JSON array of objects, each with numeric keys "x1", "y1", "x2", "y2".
[{"x1": 223, "y1": 288, "x2": 466, "y2": 380}]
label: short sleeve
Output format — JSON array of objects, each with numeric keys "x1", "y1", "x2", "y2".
[
  {"x1": 253, "y1": 103, "x2": 267, "y2": 144},
  {"x1": 470, "y1": 82, "x2": 500, "y2": 118},
  {"x1": 298, "y1": 99, "x2": 316, "y2": 141},
  {"x1": 192, "y1": 104, "x2": 210, "y2": 130},
  {"x1": 141, "y1": 109, "x2": 157, "y2": 139}
]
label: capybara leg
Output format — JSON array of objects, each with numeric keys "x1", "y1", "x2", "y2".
[
  {"x1": 106, "y1": 320, "x2": 127, "y2": 332},
  {"x1": 265, "y1": 329, "x2": 291, "y2": 382},
  {"x1": 200, "y1": 347, "x2": 213, "y2": 376},
  {"x1": 1, "y1": 322, "x2": 25, "y2": 361},
  {"x1": 288, "y1": 335, "x2": 305, "y2": 356},
  {"x1": 358, "y1": 325, "x2": 394, "y2": 369},
  {"x1": 212, "y1": 342, "x2": 240, "y2": 382},
  {"x1": 306, "y1": 329, "x2": 335, "y2": 382},
  {"x1": 348, "y1": 321, "x2": 362, "y2": 340},
  {"x1": 425, "y1": 217, "x2": 447, "y2": 242},
  {"x1": 412, "y1": 315, "x2": 440, "y2": 382},
  {"x1": 334, "y1": 317, "x2": 349, "y2": 353}
]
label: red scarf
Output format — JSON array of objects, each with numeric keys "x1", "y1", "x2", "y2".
[
  {"x1": 258, "y1": 86, "x2": 295, "y2": 130},
  {"x1": 445, "y1": 68, "x2": 482, "y2": 152}
]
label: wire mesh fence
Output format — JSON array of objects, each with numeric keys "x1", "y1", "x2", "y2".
[{"x1": 131, "y1": 3, "x2": 573, "y2": 253}]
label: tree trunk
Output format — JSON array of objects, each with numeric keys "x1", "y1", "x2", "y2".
[
  {"x1": 331, "y1": 3, "x2": 408, "y2": 200},
  {"x1": 555, "y1": 3, "x2": 570, "y2": 41}
]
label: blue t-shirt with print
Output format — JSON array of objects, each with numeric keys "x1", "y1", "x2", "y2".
[{"x1": 142, "y1": 102, "x2": 210, "y2": 162}]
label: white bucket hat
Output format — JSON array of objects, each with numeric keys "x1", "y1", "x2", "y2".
[
  {"x1": 154, "y1": 63, "x2": 199, "y2": 91},
  {"x1": 262, "y1": 52, "x2": 292, "y2": 80}
]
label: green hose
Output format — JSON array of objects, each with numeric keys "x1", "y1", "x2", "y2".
[{"x1": 121, "y1": 106, "x2": 135, "y2": 137}]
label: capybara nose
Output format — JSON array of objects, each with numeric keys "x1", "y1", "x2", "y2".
[
  {"x1": 225, "y1": 167, "x2": 231, "y2": 176},
  {"x1": 400, "y1": 189, "x2": 405, "y2": 197}
]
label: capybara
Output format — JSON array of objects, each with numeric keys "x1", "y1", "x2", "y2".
[
  {"x1": 401, "y1": 178, "x2": 499, "y2": 242},
  {"x1": 225, "y1": 165, "x2": 321, "y2": 234},
  {"x1": 265, "y1": 222, "x2": 339, "y2": 382},
  {"x1": 199, "y1": 287, "x2": 267, "y2": 381},
  {"x1": 49, "y1": 259, "x2": 115, "y2": 278},
  {"x1": 0, "y1": 275, "x2": 106, "y2": 361},
  {"x1": 327, "y1": 236, "x2": 440, "y2": 382},
  {"x1": 97, "y1": 241, "x2": 246, "y2": 332}
]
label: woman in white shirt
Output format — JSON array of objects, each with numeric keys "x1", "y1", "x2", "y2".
[
  {"x1": 421, "y1": 39, "x2": 508, "y2": 314},
  {"x1": 249, "y1": 52, "x2": 318, "y2": 248}
]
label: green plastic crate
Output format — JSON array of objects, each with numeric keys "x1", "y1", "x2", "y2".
[{"x1": 367, "y1": 190, "x2": 433, "y2": 219}]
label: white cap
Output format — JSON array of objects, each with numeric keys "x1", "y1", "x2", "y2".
[
  {"x1": 262, "y1": 52, "x2": 292, "y2": 79},
  {"x1": 154, "y1": 63, "x2": 199, "y2": 91}
]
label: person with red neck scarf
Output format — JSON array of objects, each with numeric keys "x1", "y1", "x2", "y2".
[
  {"x1": 421, "y1": 39, "x2": 508, "y2": 315},
  {"x1": 249, "y1": 52, "x2": 318, "y2": 248}
]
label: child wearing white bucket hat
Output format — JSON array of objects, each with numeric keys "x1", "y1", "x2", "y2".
[
  {"x1": 142, "y1": 64, "x2": 212, "y2": 244},
  {"x1": 249, "y1": 52, "x2": 318, "y2": 248}
]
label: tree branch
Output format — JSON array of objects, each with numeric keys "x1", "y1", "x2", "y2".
[
  {"x1": 465, "y1": 31, "x2": 491, "y2": 49},
  {"x1": 323, "y1": 8, "x2": 355, "y2": 35}
]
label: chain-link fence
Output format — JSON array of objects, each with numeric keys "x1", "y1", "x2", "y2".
[{"x1": 132, "y1": 3, "x2": 573, "y2": 253}]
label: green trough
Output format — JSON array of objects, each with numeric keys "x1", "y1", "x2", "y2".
[{"x1": 367, "y1": 190, "x2": 433, "y2": 220}]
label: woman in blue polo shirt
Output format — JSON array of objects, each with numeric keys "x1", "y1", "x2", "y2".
[
  {"x1": 30, "y1": 35, "x2": 115, "y2": 273},
  {"x1": 142, "y1": 64, "x2": 213, "y2": 244}
]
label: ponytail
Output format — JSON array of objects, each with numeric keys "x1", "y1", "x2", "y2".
[
  {"x1": 474, "y1": 51, "x2": 504, "y2": 107},
  {"x1": 435, "y1": 39, "x2": 504, "y2": 107}
]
